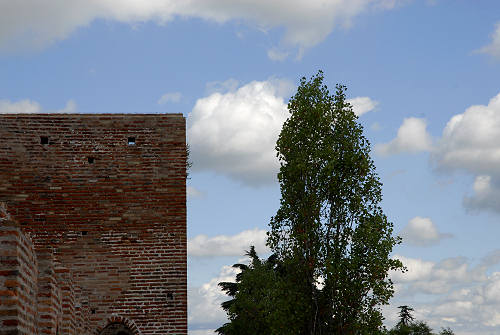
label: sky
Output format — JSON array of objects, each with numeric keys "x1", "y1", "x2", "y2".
[{"x1": 2, "y1": 1, "x2": 500, "y2": 334}]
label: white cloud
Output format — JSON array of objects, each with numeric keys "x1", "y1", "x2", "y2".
[
  {"x1": 386, "y1": 257, "x2": 500, "y2": 333},
  {"x1": 59, "y1": 100, "x2": 77, "y2": 113},
  {"x1": 375, "y1": 117, "x2": 433, "y2": 156},
  {"x1": 386, "y1": 253, "x2": 490, "y2": 331},
  {"x1": 0, "y1": 99, "x2": 41, "y2": 114},
  {"x1": 0, "y1": 99, "x2": 76, "y2": 114},
  {"x1": 188, "y1": 228, "x2": 269, "y2": 257},
  {"x1": 189, "y1": 249, "x2": 500, "y2": 334},
  {"x1": 188, "y1": 265, "x2": 238, "y2": 329},
  {"x1": 400, "y1": 216, "x2": 451, "y2": 247},
  {"x1": 390, "y1": 253, "x2": 488, "y2": 296},
  {"x1": 463, "y1": 175, "x2": 500, "y2": 212},
  {"x1": 267, "y1": 47, "x2": 289, "y2": 61},
  {"x1": 432, "y1": 91, "x2": 500, "y2": 212},
  {"x1": 390, "y1": 255, "x2": 434, "y2": 283},
  {"x1": 188, "y1": 79, "x2": 290, "y2": 185},
  {"x1": 477, "y1": 22, "x2": 500, "y2": 59},
  {"x1": 0, "y1": 1, "x2": 407, "y2": 54},
  {"x1": 433, "y1": 92, "x2": 500, "y2": 177},
  {"x1": 189, "y1": 78, "x2": 375, "y2": 185},
  {"x1": 158, "y1": 92, "x2": 182, "y2": 105},
  {"x1": 347, "y1": 96, "x2": 378, "y2": 116}
]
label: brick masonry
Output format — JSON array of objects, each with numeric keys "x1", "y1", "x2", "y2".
[
  {"x1": 0, "y1": 114, "x2": 187, "y2": 334},
  {"x1": 0, "y1": 221, "x2": 38, "y2": 335}
]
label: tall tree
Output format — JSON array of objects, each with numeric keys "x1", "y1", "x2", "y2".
[
  {"x1": 267, "y1": 71, "x2": 404, "y2": 334},
  {"x1": 397, "y1": 305, "x2": 415, "y2": 327},
  {"x1": 438, "y1": 327, "x2": 455, "y2": 335}
]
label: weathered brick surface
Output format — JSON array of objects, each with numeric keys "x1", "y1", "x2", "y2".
[
  {"x1": 55, "y1": 266, "x2": 76, "y2": 335},
  {"x1": 0, "y1": 114, "x2": 187, "y2": 334},
  {"x1": 0, "y1": 221, "x2": 38, "y2": 335},
  {"x1": 36, "y1": 252, "x2": 62, "y2": 335}
]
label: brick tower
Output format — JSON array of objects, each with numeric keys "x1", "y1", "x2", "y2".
[{"x1": 0, "y1": 114, "x2": 187, "y2": 335}]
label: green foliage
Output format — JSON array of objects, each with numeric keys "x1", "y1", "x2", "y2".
[
  {"x1": 397, "y1": 305, "x2": 415, "y2": 327},
  {"x1": 216, "y1": 246, "x2": 275, "y2": 335},
  {"x1": 438, "y1": 327, "x2": 455, "y2": 335},
  {"x1": 218, "y1": 71, "x2": 405, "y2": 334},
  {"x1": 267, "y1": 71, "x2": 404, "y2": 333},
  {"x1": 387, "y1": 321, "x2": 432, "y2": 335},
  {"x1": 217, "y1": 247, "x2": 315, "y2": 335},
  {"x1": 386, "y1": 321, "x2": 455, "y2": 335},
  {"x1": 386, "y1": 306, "x2": 454, "y2": 335}
]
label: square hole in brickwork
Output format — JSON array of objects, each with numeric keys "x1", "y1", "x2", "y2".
[
  {"x1": 34, "y1": 215, "x2": 46, "y2": 222},
  {"x1": 91, "y1": 308, "x2": 96, "y2": 314},
  {"x1": 81, "y1": 231, "x2": 87, "y2": 236},
  {"x1": 40, "y1": 136, "x2": 49, "y2": 145},
  {"x1": 167, "y1": 292, "x2": 174, "y2": 300},
  {"x1": 128, "y1": 137, "x2": 136, "y2": 145},
  {"x1": 88, "y1": 157, "x2": 95, "y2": 164}
]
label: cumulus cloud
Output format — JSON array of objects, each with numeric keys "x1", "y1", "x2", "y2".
[
  {"x1": 188, "y1": 249, "x2": 500, "y2": 334},
  {"x1": 187, "y1": 79, "x2": 290, "y2": 185},
  {"x1": 375, "y1": 117, "x2": 433, "y2": 156},
  {"x1": 386, "y1": 251, "x2": 500, "y2": 333},
  {"x1": 188, "y1": 265, "x2": 238, "y2": 330},
  {"x1": 347, "y1": 96, "x2": 378, "y2": 116},
  {"x1": 432, "y1": 91, "x2": 500, "y2": 213},
  {"x1": 463, "y1": 175, "x2": 500, "y2": 212},
  {"x1": 188, "y1": 250, "x2": 500, "y2": 334},
  {"x1": 0, "y1": 100, "x2": 41, "y2": 114},
  {"x1": 59, "y1": 100, "x2": 77, "y2": 113},
  {"x1": 477, "y1": 22, "x2": 500, "y2": 59},
  {"x1": 390, "y1": 255, "x2": 434, "y2": 284},
  {"x1": 402, "y1": 91, "x2": 500, "y2": 213},
  {"x1": 0, "y1": 99, "x2": 76, "y2": 114},
  {"x1": 188, "y1": 79, "x2": 376, "y2": 185},
  {"x1": 158, "y1": 92, "x2": 182, "y2": 105},
  {"x1": 400, "y1": 216, "x2": 452, "y2": 247},
  {"x1": 390, "y1": 254, "x2": 489, "y2": 297},
  {"x1": 0, "y1": 1, "x2": 407, "y2": 54},
  {"x1": 0, "y1": 99, "x2": 41, "y2": 114},
  {"x1": 188, "y1": 228, "x2": 269, "y2": 257},
  {"x1": 433, "y1": 92, "x2": 500, "y2": 177}
]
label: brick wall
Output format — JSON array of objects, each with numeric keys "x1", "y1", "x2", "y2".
[
  {"x1": 0, "y1": 221, "x2": 38, "y2": 335},
  {"x1": 37, "y1": 251, "x2": 63, "y2": 335},
  {"x1": 0, "y1": 114, "x2": 187, "y2": 334},
  {"x1": 56, "y1": 266, "x2": 76, "y2": 335}
]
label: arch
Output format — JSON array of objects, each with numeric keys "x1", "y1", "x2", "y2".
[
  {"x1": 94, "y1": 315, "x2": 142, "y2": 335},
  {"x1": 99, "y1": 323, "x2": 134, "y2": 335}
]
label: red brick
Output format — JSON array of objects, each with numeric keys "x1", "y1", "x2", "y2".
[{"x1": 0, "y1": 114, "x2": 187, "y2": 335}]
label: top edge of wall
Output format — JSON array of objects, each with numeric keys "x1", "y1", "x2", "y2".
[{"x1": 0, "y1": 113, "x2": 183, "y2": 117}]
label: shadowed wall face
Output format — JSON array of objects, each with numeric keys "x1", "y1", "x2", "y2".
[
  {"x1": 0, "y1": 114, "x2": 187, "y2": 334},
  {"x1": 99, "y1": 323, "x2": 134, "y2": 335}
]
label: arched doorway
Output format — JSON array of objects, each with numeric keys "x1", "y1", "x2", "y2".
[
  {"x1": 99, "y1": 323, "x2": 134, "y2": 335},
  {"x1": 94, "y1": 314, "x2": 141, "y2": 335}
]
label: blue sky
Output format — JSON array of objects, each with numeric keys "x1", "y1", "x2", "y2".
[{"x1": 2, "y1": 1, "x2": 500, "y2": 334}]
